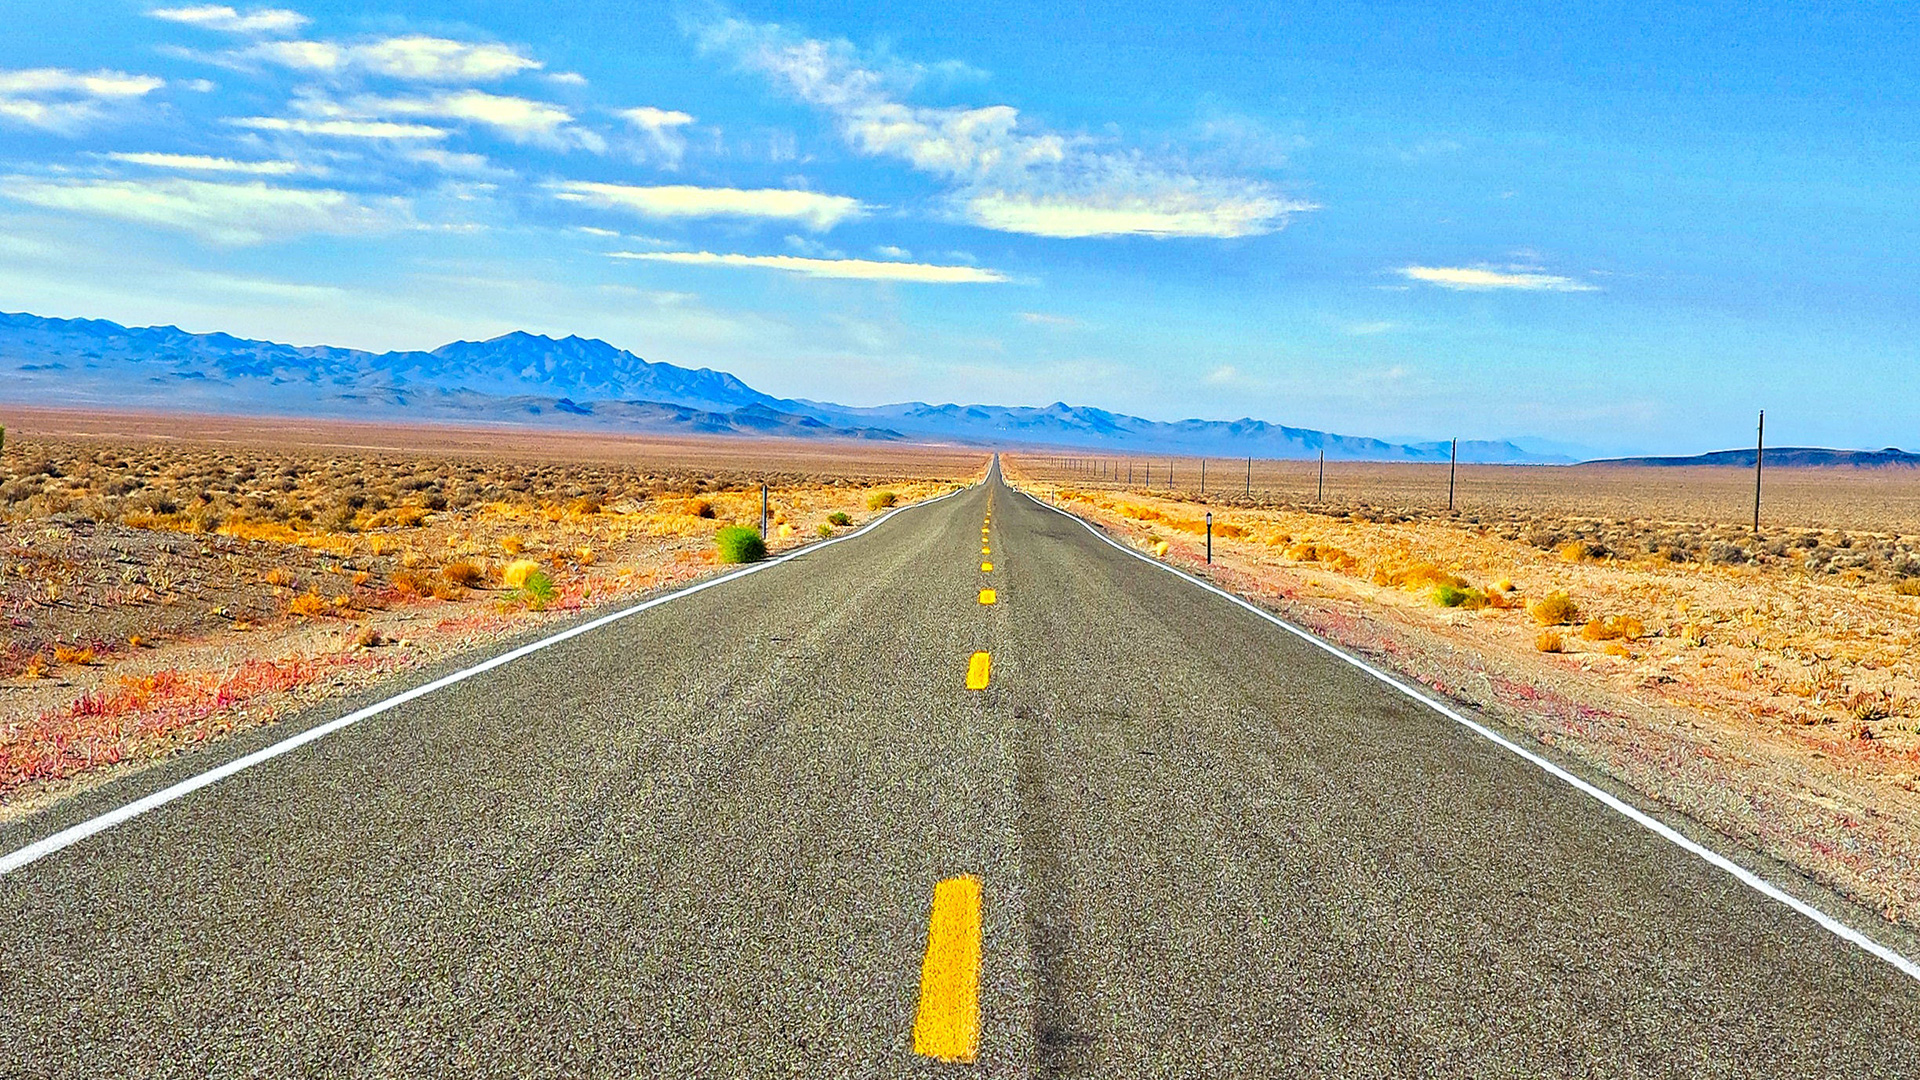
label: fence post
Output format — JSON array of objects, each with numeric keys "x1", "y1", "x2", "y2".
[
  {"x1": 1206, "y1": 512, "x2": 1213, "y2": 564},
  {"x1": 1448, "y1": 437, "x2": 1458, "y2": 512},
  {"x1": 1246, "y1": 457, "x2": 1251, "y2": 496},
  {"x1": 1317, "y1": 449, "x2": 1325, "y2": 502}
]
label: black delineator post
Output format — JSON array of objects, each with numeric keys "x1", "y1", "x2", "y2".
[
  {"x1": 1246, "y1": 457, "x2": 1252, "y2": 496},
  {"x1": 1754, "y1": 409, "x2": 1765, "y2": 535},
  {"x1": 1448, "y1": 437, "x2": 1458, "y2": 512},
  {"x1": 1317, "y1": 449, "x2": 1325, "y2": 502},
  {"x1": 1206, "y1": 512, "x2": 1213, "y2": 564},
  {"x1": 760, "y1": 483, "x2": 769, "y2": 539}
]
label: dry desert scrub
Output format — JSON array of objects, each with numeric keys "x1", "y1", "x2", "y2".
[
  {"x1": 0, "y1": 413, "x2": 984, "y2": 813},
  {"x1": 1008, "y1": 455, "x2": 1920, "y2": 927}
]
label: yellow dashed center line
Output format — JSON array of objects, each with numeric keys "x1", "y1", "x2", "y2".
[
  {"x1": 980, "y1": 561, "x2": 993, "y2": 572},
  {"x1": 913, "y1": 876, "x2": 982, "y2": 1063},
  {"x1": 965, "y1": 651, "x2": 991, "y2": 689},
  {"x1": 979, "y1": 588, "x2": 996, "y2": 605}
]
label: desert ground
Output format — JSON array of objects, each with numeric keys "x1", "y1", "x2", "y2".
[
  {"x1": 0, "y1": 408, "x2": 985, "y2": 816},
  {"x1": 1007, "y1": 452, "x2": 1920, "y2": 929}
]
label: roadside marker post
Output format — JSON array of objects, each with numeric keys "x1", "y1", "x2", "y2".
[
  {"x1": 760, "y1": 483, "x2": 769, "y2": 539},
  {"x1": 1206, "y1": 512, "x2": 1212, "y2": 564}
]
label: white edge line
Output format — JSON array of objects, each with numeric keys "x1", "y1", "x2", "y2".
[
  {"x1": 1013, "y1": 482, "x2": 1920, "y2": 985},
  {"x1": 0, "y1": 480, "x2": 981, "y2": 878}
]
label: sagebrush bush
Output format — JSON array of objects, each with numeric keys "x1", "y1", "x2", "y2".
[
  {"x1": 827, "y1": 511, "x2": 851, "y2": 526},
  {"x1": 867, "y1": 491, "x2": 898, "y2": 510},
  {"x1": 715, "y1": 525, "x2": 767, "y2": 563},
  {"x1": 442, "y1": 560, "x2": 485, "y2": 587},
  {"x1": 1529, "y1": 591, "x2": 1580, "y2": 626},
  {"x1": 1535, "y1": 629, "x2": 1565, "y2": 653}
]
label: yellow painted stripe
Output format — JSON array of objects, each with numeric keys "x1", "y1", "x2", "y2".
[
  {"x1": 982, "y1": 546, "x2": 991, "y2": 555},
  {"x1": 979, "y1": 588, "x2": 996, "y2": 605},
  {"x1": 913, "y1": 876, "x2": 982, "y2": 1063},
  {"x1": 965, "y1": 651, "x2": 991, "y2": 690},
  {"x1": 980, "y1": 561, "x2": 993, "y2": 572}
]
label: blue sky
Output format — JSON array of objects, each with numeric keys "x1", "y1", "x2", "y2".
[{"x1": 1, "y1": 1, "x2": 1916, "y2": 454}]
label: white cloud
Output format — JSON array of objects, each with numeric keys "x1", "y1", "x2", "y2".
[
  {"x1": 108, "y1": 151, "x2": 304, "y2": 175},
  {"x1": 620, "y1": 106, "x2": 695, "y2": 165},
  {"x1": 609, "y1": 249, "x2": 1007, "y2": 283},
  {"x1": 551, "y1": 180, "x2": 863, "y2": 231},
  {"x1": 401, "y1": 147, "x2": 508, "y2": 176},
  {"x1": 873, "y1": 245, "x2": 911, "y2": 259},
  {"x1": 698, "y1": 19, "x2": 1311, "y2": 239},
  {"x1": 966, "y1": 188, "x2": 1299, "y2": 239},
  {"x1": 229, "y1": 115, "x2": 447, "y2": 139},
  {"x1": 357, "y1": 90, "x2": 591, "y2": 147},
  {"x1": 546, "y1": 71, "x2": 588, "y2": 87},
  {"x1": 0, "y1": 68, "x2": 165, "y2": 133},
  {"x1": 1398, "y1": 265, "x2": 1598, "y2": 292},
  {"x1": 245, "y1": 35, "x2": 540, "y2": 81},
  {"x1": 0, "y1": 176, "x2": 407, "y2": 245},
  {"x1": 1019, "y1": 311, "x2": 1080, "y2": 328},
  {"x1": 148, "y1": 5, "x2": 308, "y2": 35},
  {"x1": 1204, "y1": 365, "x2": 1239, "y2": 385}
]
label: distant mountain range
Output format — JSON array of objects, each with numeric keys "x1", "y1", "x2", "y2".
[
  {"x1": 1590, "y1": 447, "x2": 1920, "y2": 468},
  {"x1": 0, "y1": 310, "x2": 1570, "y2": 461}
]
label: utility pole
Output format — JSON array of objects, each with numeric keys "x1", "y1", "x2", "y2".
[
  {"x1": 1754, "y1": 409, "x2": 1765, "y2": 535},
  {"x1": 1246, "y1": 457, "x2": 1252, "y2": 497},
  {"x1": 1317, "y1": 449, "x2": 1325, "y2": 502},
  {"x1": 1448, "y1": 438, "x2": 1458, "y2": 512},
  {"x1": 1200, "y1": 458, "x2": 1207, "y2": 495}
]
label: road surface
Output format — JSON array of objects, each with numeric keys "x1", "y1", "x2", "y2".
[{"x1": 2, "y1": 463, "x2": 1917, "y2": 1077}]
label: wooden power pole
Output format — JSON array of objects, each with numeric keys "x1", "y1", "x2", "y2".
[{"x1": 1754, "y1": 409, "x2": 1765, "y2": 535}]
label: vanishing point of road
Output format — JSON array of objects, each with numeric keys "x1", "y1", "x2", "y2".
[{"x1": 2, "y1": 461, "x2": 1917, "y2": 1077}]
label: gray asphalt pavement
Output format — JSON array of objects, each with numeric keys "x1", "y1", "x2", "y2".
[{"x1": 2, "y1": 462, "x2": 1917, "y2": 1077}]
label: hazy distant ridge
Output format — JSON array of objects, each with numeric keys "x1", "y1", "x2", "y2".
[
  {"x1": 0, "y1": 310, "x2": 1558, "y2": 461},
  {"x1": 1588, "y1": 447, "x2": 1920, "y2": 468}
]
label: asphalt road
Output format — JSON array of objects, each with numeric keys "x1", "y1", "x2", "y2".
[{"x1": 2, "y1": 463, "x2": 1917, "y2": 1077}]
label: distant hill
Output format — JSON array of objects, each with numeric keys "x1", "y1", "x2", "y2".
[
  {"x1": 1588, "y1": 447, "x2": 1920, "y2": 468},
  {"x1": 0, "y1": 310, "x2": 1565, "y2": 461}
]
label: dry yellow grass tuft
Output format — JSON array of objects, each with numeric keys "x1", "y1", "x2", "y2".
[
  {"x1": 1534, "y1": 629, "x2": 1566, "y2": 653},
  {"x1": 288, "y1": 590, "x2": 328, "y2": 617},
  {"x1": 1528, "y1": 591, "x2": 1581, "y2": 626},
  {"x1": 502, "y1": 559, "x2": 542, "y2": 590}
]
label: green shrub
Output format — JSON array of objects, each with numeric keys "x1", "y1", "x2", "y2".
[
  {"x1": 1433, "y1": 584, "x2": 1488, "y2": 609},
  {"x1": 817, "y1": 523, "x2": 833, "y2": 537},
  {"x1": 716, "y1": 525, "x2": 767, "y2": 563},
  {"x1": 827, "y1": 511, "x2": 852, "y2": 526},
  {"x1": 867, "y1": 491, "x2": 897, "y2": 510}
]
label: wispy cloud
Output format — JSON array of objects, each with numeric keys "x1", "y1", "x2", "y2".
[
  {"x1": 229, "y1": 115, "x2": 447, "y2": 139},
  {"x1": 108, "y1": 151, "x2": 305, "y2": 175},
  {"x1": 610, "y1": 249, "x2": 1007, "y2": 283},
  {"x1": 967, "y1": 188, "x2": 1288, "y2": 240},
  {"x1": 695, "y1": 18, "x2": 1312, "y2": 239},
  {"x1": 147, "y1": 5, "x2": 308, "y2": 35},
  {"x1": 331, "y1": 90, "x2": 597, "y2": 149},
  {"x1": 1019, "y1": 311, "x2": 1080, "y2": 328},
  {"x1": 0, "y1": 176, "x2": 408, "y2": 245},
  {"x1": 1398, "y1": 265, "x2": 1598, "y2": 292},
  {"x1": 620, "y1": 106, "x2": 695, "y2": 165},
  {"x1": 243, "y1": 35, "x2": 541, "y2": 81},
  {"x1": 0, "y1": 68, "x2": 165, "y2": 133},
  {"x1": 551, "y1": 180, "x2": 863, "y2": 230}
]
